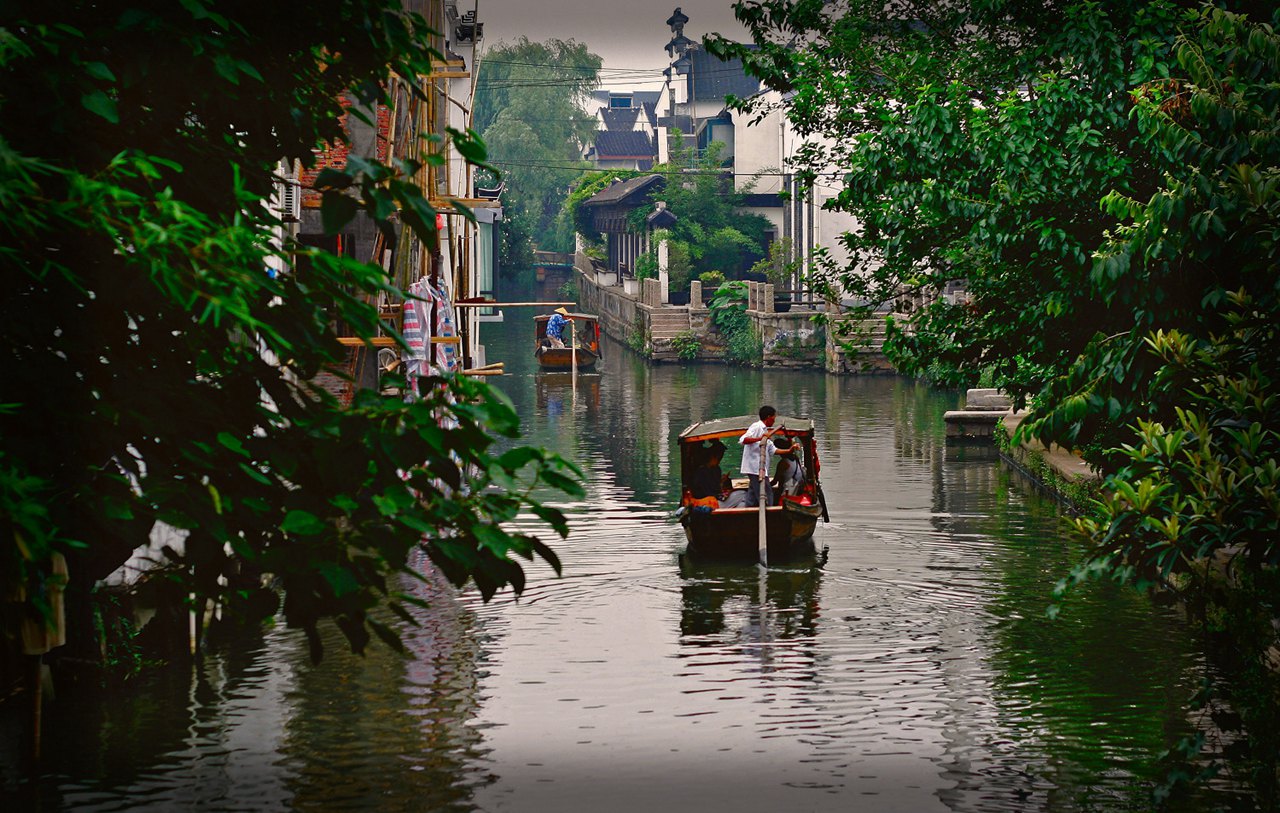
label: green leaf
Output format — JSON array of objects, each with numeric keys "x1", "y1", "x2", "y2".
[
  {"x1": 321, "y1": 192, "x2": 358, "y2": 235},
  {"x1": 80, "y1": 90, "x2": 118, "y2": 123},
  {"x1": 367, "y1": 618, "x2": 406, "y2": 653},
  {"x1": 83, "y1": 61, "x2": 115, "y2": 82},
  {"x1": 281, "y1": 510, "x2": 326, "y2": 536},
  {"x1": 217, "y1": 431, "x2": 250, "y2": 457}
]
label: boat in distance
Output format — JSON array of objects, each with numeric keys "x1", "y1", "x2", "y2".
[
  {"x1": 533, "y1": 312, "x2": 601, "y2": 371},
  {"x1": 676, "y1": 415, "x2": 829, "y2": 562}
]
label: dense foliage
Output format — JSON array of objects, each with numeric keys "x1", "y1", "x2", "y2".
[
  {"x1": 714, "y1": 0, "x2": 1194, "y2": 441},
  {"x1": 474, "y1": 37, "x2": 601, "y2": 263},
  {"x1": 653, "y1": 139, "x2": 771, "y2": 282},
  {"x1": 714, "y1": 0, "x2": 1278, "y2": 797},
  {"x1": 709, "y1": 281, "x2": 762, "y2": 365},
  {"x1": 1, "y1": 0, "x2": 581, "y2": 662},
  {"x1": 563, "y1": 139, "x2": 769, "y2": 291},
  {"x1": 1069, "y1": 11, "x2": 1280, "y2": 798}
]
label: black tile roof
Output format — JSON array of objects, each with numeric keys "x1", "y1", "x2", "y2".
[
  {"x1": 689, "y1": 47, "x2": 761, "y2": 103},
  {"x1": 599, "y1": 107, "x2": 641, "y2": 131},
  {"x1": 581, "y1": 174, "x2": 665, "y2": 207},
  {"x1": 592, "y1": 131, "x2": 657, "y2": 159}
]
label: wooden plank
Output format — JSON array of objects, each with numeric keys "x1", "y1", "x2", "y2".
[
  {"x1": 451, "y1": 301, "x2": 575, "y2": 308},
  {"x1": 336, "y1": 335, "x2": 456, "y2": 346},
  {"x1": 430, "y1": 197, "x2": 503, "y2": 211}
]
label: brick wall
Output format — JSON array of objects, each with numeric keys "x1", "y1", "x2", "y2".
[{"x1": 300, "y1": 99, "x2": 392, "y2": 209}]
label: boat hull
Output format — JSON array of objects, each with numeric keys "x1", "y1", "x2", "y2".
[
  {"x1": 535, "y1": 346, "x2": 599, "y2": 370},
  {"x1": 681, "y1": 501, "x2": 821, "y2": 562}
]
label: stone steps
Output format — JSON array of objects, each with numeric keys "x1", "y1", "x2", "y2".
[{"x1": 648, "y1": 307, "x2": 691, "y2": 338}]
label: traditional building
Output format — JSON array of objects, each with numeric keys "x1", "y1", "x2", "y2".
[
  {"x1": 287, "y1": 0, "x2": 503, "y2": 402},
  {"x1": 652, "y1": 7, "x2": 857, "y2": 298},
  {"x1": 583, "y1": 89, "x2": 660, "y2": 170},
  {"x1": 579, "y1": 174, "x2": 668, "y2": 288}
]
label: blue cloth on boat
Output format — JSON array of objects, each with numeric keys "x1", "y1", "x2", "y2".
[{"x1": 546, "y1": 312, "x2": 568, "y2": 341}]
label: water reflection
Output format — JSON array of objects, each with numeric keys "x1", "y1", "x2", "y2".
[
  {"x1": 9, "y1": 303, "x2": 1253, "y2": 812},
  {"x1": 677, "y1": 558, "x2": 824, "y2": 642}
]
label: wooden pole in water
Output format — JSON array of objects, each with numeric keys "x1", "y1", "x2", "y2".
[
  {"x1": 758, "y1": 431, "x2": 769, "y2": 568},
  {"x1": 570, "y1": 316, "x2": 577, "y2": 400}
]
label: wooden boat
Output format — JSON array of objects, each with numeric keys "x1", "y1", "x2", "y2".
[
  {"x1": 677, "y1": 416, "x2": 829, "y2": 562},
  {"x1": 534, "y1": 312, "x2": 601, "y2": 371}
]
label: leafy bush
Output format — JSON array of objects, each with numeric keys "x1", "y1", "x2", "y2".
[
  {"x1": 699, "y1": 270, "x2": 726, "y2": 288},
  {"x1": 709, "y1": 281, "x2": 760, "y2": 366},
  {"x1": 634, "y1": 252, "x2": 658, "y2": 280},
  {"x1": 667, "y1": 240, "x2": 693, "y2": 293},
  {"x1": 626, "y1": 315, "x2": 650, "y2": 357},
  {"x1": 750, "y1": 237, "x2": 800, "y2": 289},
  {"x1": 558, "y1": 279, "x2": 579, "y2": 301},
  {"x1": 727, "y1": 328, "x2": 763, "y2": 366},
  {"x1": 671, "y1": 330, "x2": 701, "y2": 361}
]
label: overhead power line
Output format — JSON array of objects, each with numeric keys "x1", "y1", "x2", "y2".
[
  {"x1": 480, "y1": 59, "x2": 669, "y2": 74},
  {"x1": 478, "y1": 65, "x2": 765, "y2": 91}
]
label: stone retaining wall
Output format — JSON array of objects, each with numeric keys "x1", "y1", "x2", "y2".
[{"x1": 576, "y1": 252, "x2": 893, "y2": 373}]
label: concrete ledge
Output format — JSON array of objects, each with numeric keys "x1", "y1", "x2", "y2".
[
  {"x1": 965, "y1": 388, "x2": 1012, "y2": 410},
  {"x1": 944, "y1": 409, "x2": 1008, "y2": 438},
  {"x1": 997, "y1": 411, "x2": 1100, "y2": 511}
]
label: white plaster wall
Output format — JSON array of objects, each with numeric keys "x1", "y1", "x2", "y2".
[{"x1": 731, "y1": 102, "x2": 785, "y2": 194}]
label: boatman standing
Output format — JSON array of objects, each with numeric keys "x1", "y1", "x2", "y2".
[
  {"x1": 545, "y1": 306, "x2": 572, "y2": 349},
  {"x1": 740, "y1": 405, "x2": 787, "y2": 507}
]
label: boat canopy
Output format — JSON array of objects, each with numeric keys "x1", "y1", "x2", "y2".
[{"x1": 679, "y1": 416, "x2": 814, "y2": 444}]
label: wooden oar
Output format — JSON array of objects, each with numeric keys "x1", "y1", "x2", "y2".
[
  {"x1": 757, "y1": 424, "x2": 781, "y2": 567},
  {"x1": 758, "y1": 446, "x2": 768, "y2": 567},
  {"x1": 570, "y1": 317, "x2": 577, "y2": 400}
]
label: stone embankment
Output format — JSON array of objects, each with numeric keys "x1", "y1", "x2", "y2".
[
  {"x1": 944, "y1": 388, "x2": 1012, "y2": 439},
  {"x1": 945, "y1": 389, "x2": 1101, "y2": 511},
  {"x1": 575, "y1": 254, "x2": 892, "y2": 373}
]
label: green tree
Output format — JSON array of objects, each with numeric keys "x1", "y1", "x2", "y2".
[
  {"x1": 653, "y1": 137, "x2": 770, "y2": 279},
  {"x1": 716, "y1": 0, "x2": 1280, "y2": 796},
  {"x1": 711, "y1": 0, "x2": 1188, "y2": 445},
  {"x1": 1066, "y1": 10, "x2": 1280, "y2": 800},
  {"x1": 561, "y1": 141, "x2": 768, "y2": 282},
  {"x1": 1, "y1": 0, "x2": 581, "y2": 663},
  {"x1": 475, "y1": 37, "x2": 600, "y2": 262}
]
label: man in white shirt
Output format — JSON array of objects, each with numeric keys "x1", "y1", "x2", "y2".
[{"x1": 740, "y1": 405, "x2": 780, "y2": 507}]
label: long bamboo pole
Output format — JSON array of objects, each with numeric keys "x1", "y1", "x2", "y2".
[{"x1": 450, "y1": 301, "x2": 577, "y2": 308}]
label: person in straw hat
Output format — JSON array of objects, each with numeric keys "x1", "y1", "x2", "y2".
[{"x1": 545, "y1": 306, "x2": 572, "y2": 349}]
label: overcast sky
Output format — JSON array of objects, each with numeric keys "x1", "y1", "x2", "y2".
[{"x1": 470, "y1": 0, "x2": 750, "y2": 90}]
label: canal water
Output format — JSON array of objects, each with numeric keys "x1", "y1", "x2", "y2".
[{"x1": 6, "y1": 315, "x2": 1251, "y2": 811}]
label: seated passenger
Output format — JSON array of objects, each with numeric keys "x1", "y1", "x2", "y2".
[
  {"x1": 690, "y1": 441, "x2": 727, "y2": 501},
  {"x1": 770, "y1": 436, "x2": 805, "y2": 503}
]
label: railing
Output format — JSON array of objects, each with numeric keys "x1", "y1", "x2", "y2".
[{"x1": 692, "y1": 284, "x2": 823, "y2": 310}]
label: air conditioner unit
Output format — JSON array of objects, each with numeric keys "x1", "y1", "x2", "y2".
[{"x1": 278, "y1": 180, "x2": 300, "y2": 222}]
